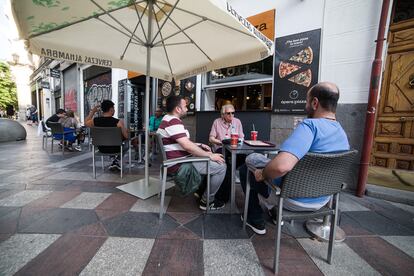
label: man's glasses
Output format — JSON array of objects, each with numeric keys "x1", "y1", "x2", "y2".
[{"x1": 225, "y1": 112, "x2": 235, "y2": 115}]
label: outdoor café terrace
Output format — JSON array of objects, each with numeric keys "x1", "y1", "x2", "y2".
[{"x1": 0, "y1": 123, "x2": 413, "y2": 275}]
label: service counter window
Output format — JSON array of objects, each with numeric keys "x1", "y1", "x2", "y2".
[
  {"x1": 211, "y1": 83, "x2": 272, "y2": 111},
  {"x1": 207, "y1": 56, "x2": 273, "y2": 85},
  {"x1": 203, "y1": 56, "x2": 273, "y2": 111}
]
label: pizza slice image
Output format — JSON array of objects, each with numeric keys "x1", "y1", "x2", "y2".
[
  {"x1": 289, "y1": 46, "x2": 313, "y2": 64},
  {"x1": 287, "y1": 69, "x2": 312, "y2": 87},
  {"x1": 279, "y1": 61, "x2": 302, "y2": 78}
]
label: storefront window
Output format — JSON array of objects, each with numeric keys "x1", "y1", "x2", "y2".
[
  {"x1": 213, "y1": 83, "x2": 272, "y2": 111},
  {"x1": 207, "y1": 56, "x2": 273, "y2": 85}
]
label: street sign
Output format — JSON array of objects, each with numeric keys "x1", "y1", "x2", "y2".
[
  {"x1": 41, "y1": 81, "x2": 50, "y2": 89},
  {"x1": 50, "y1": 68, "x2": 60, "y2": 78}
]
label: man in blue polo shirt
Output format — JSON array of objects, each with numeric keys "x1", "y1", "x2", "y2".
[{"x1": 240, "y1": 82, "x2": 350, "y2": 235}]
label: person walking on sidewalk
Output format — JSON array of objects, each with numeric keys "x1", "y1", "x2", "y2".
[
  {"x1": 157, "y1": 95, "x2": 227, "y2": 210},
  {"x1": 240, "y1": 82, "x2": 350, "y2": 235},
  {"x1": 85, "y1": 100, "x2": 128, "y2": 171}
]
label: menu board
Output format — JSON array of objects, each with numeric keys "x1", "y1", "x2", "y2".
[
  {"x1": 129, "y1": 85, "x2": 144, "y2": 132},
  {"x1": 180, "y1": 76, "x2": 197, "y2": 115},
  {"x1": 118, "y1": 79, "x2": 127, "y2": 119},
  {"x1": 158, "y1": 77, "x2": 196, "y2": 115},
  {"x1": 272, "y1": 29, "x2": 321, "y2": 114}
]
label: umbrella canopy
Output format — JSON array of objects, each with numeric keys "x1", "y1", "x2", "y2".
[
  {"x1": 12, "y1": 0, "x2": 273, "y2": 81},
  {"x1": 12, "y1": 0, "x2": 273, "y2": 199}
]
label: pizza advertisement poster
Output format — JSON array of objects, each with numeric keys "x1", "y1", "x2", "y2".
[{"x1": 272, "y1": 29, "x2": 321, "y2": 114}]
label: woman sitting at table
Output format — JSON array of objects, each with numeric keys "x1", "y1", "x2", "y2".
[
  {"x1": 202, "y1": 104, "x2": 245, "y2": 203},
  {"x1": 209, "y1": 104, "x2": 244, "y2": 153},
  {"x1": 57, "y1": 110, "x2": 82, "y2": 151}
]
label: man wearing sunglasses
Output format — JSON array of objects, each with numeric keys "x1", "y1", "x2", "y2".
[
  {"x1": 208, "y1": 104, "x2": 245, "y2": 203},
  {"x1": 209, "y1": 104, "x2": 244, "y2": 153}
]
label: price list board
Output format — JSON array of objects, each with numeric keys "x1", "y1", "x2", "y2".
[
  {"x1": 118, "y1": 79, "x2": 127, "y2": 119},
  {"x1": 129, "y1": 85, "x2": 144, "y2": 132}
]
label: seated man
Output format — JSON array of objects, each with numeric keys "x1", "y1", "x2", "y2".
[
  {"x1": 46, "y1": 109, "x2": 66, "y2": 127},
  {"x1": 85, "y1": 100, "x2": 128, "y2": 171},
  {"x1": 149, "y1": 108, "x2": 164, "y2": 132},
  {"x1": 209, "y1": 104, "x2": 244, "y2": 153},
  {"x1": 157, "y1": 95, "x2": 227, "y2": 210},
  {"x1": 240, "y1": 82, "x2": 350, "y2": 235},
  {"x1": 208, "y1": 104, "x2": 245, "y2": 203}
]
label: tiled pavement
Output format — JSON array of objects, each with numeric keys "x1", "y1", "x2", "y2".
[{"x1": 0, "y1": 124, "x2": 413, "y2": 276}]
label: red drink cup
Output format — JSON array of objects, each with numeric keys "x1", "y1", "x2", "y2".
[
  {"x1": 251, "y1": 131, "x2": 258, "y2": 141},
  {"x1": 230, "y1": 133, "x2": 239, "y2": 146}
]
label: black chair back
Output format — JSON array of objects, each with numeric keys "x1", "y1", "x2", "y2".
[
  {"x1": 90, "y1": 127, "x2": 123, "y2": 146},
  {"x1": 41, "y1": 121, "x2": 49, "y2": 132},
  {"x1": 48, "y1": 122, "x2": 64, "y2": 134},
  {"x1": 280, "y1": 150, "x2": 358, "y2": 198},
  {"x1": 155, "y1": 133, "x2": 167, "y2": 161}
]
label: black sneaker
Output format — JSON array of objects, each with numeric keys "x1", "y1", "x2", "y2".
[
  {"x1": 241, "y1": 215, "x2": 266, "y2": 235},
  {"x1": 268, "y1": 208, "x2": 284, "y2": 226},
  {"x1": 199, "y1": 199, "x2": 225, "y2": 210},
  {"x1": 109, "y1": 159, "x2": 121, "y2": 171},
  {"x1": 193, "y1": 184, "x2": 205, "y2": 199}
]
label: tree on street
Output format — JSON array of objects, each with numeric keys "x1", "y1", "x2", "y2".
[{"x1": 0, "y1": 62, "x2": 18, "y2": 111}]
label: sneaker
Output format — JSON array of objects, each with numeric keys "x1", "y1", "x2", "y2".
[
  {"x1": 109, "y1": 159, "x2": 121, "y2": 171},
  {"x1": 73, "y1": 145, "x2": 82, "y2": 152},
  {"x1": 193, "y1": 184, "x2": 205, "y2": 199},
  {"x1": 241, "y1": 215, "x2": 266, "y2": 235},
  {"x1": 268, "y1": 208, "x2": 284, "y2": 226},
  {"x1": 199, "y1": 199, "x2": 225, "y2": 211}
]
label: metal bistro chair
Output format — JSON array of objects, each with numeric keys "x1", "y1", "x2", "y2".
[
  {"x1": 48, "y1": 122, "x2": 75, "y2": 155},
  {"x1": 243, "y1": 150, "x2": 357, "y2": 274},
  {"x1": 41, "y1": 121, "x2": 52, "y2": 149},
  {"x1": 90, "y1": 127, "x2": 130, "y2": 179},
  {"x1": 156, "y1": 133, "x2": 211, "y2": 219}
]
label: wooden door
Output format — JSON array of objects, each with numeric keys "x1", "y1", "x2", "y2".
[{"x1": 372, "y1": 19, "x2": 414, "y2": 170}]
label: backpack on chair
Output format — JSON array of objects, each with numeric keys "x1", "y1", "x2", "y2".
[{"x1": 173, "y1": 163, "x2": 202, "y2": 196}]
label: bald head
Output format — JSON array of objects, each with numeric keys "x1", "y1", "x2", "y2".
[{"x1": 308, "y1": 82, "x2": 340, "y2": 112}]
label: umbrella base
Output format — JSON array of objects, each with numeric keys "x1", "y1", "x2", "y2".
[{"x1": 117, "y1": 176, "x2": 174, "y2": 199}]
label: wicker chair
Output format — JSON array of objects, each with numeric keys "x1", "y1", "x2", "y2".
[
  {"x1": 90, "y1": 127, "x2": 130, "y2": 179},
  {"x1": 156, "y1": 133, "x2": 211, "y2": 219},
  {"x1": 243, "y1": 150, "x2": 358, "y2": 274}
]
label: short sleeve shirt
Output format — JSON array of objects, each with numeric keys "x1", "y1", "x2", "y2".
[
  {"x1": 277, "y1": 118, "x2": 350, "y2": 206},
  {"x1": 157, "y1": 114, "x2": 191, "y2": 173},
  {"x1": 209, "y1": 117, "x2": 244, "y2": 151},
  {"x1": 280, "y1": 118, "x2": 350, "y2": 159}
]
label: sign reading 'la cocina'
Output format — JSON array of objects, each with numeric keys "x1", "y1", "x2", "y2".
[
  {"x1": 226, "y1": 2, "x2": 273, "y2": 52},
  {"x1": 40, "y1": 48, "x2": 113, "y2": 67}
]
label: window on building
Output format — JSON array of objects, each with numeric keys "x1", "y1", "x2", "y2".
[
  {"x1": 212, "y1": 83, "x2": 272, "y2": 111},
  {"x1": 206, "y1": 56, "x2": 273, "y2": 85}
]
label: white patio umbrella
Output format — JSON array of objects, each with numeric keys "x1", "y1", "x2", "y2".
[{"x1": 12, "y1": 0, "x2": 273, "y2": 198}]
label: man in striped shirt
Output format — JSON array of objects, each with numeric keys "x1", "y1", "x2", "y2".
[{"x1": 157, "y1": 96, "x2": 227, "y2": 210}]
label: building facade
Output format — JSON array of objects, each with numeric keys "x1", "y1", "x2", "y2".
[{"x1": 24, "y1": 0, "x2": 413, "y2": 191}]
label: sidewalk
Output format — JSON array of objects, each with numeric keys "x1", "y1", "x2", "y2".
[{"x1": 0, "y1": 123, "x2": 413, "y2": 275}]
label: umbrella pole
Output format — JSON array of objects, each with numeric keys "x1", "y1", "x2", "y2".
[
  {"x1": 117, "y1": 0, "x2": 173, "y2": 199},
  {"x1": 144, "y1": 0, "x2": 152, "y2": 188}
]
